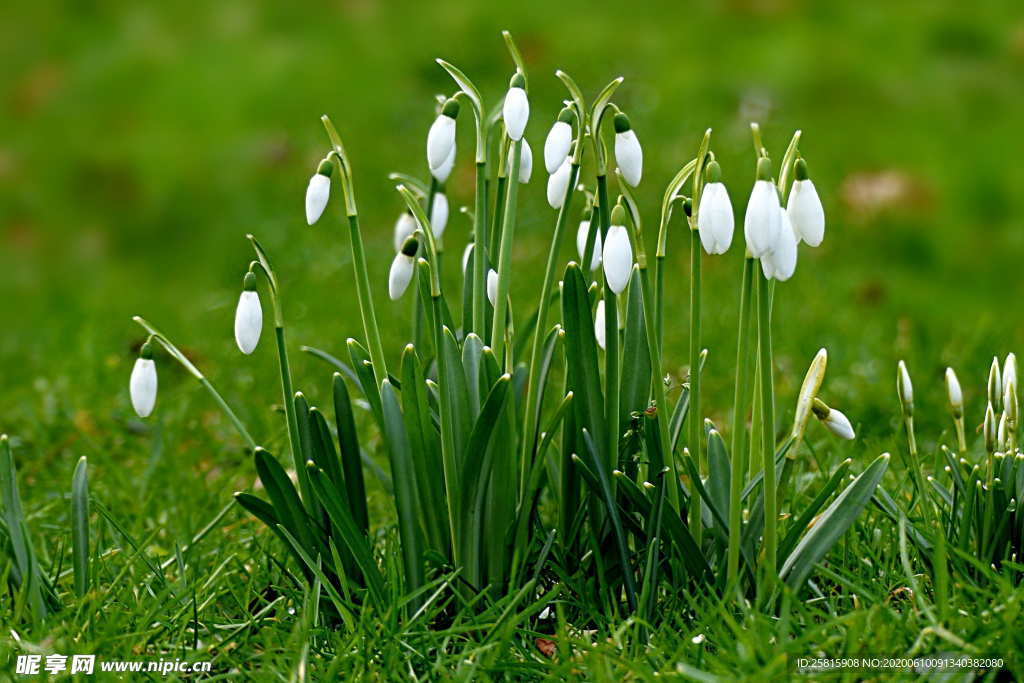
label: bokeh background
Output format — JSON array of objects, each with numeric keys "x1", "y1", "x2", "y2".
[{"x1": 3, "y1": 1, "x2": 1023, "y2": 515}]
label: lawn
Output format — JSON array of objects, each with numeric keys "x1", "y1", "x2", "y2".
[{"x1": 3, "y1": 1, "x2": 1024, "y2": 679}]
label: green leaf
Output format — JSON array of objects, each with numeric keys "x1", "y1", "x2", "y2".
[
  {"x1": 1, "y1": 436, "x2": 46, "y2": 620},
  {"x1": 254, "y1": 448, "x2": 314, "y2": 559},
  {"x1": 435, "y1": 59, "x2": 483, "y2": 117},
  {"x1": 71, "y1": 456, "x2": 89, "y2": 598},
  {"x1": 301, "y1": 346, "x2": 360, "y2": 386},
  {"x1": 348, "y1": 339, "x2": 384, "y2": 426},
  {"x1": 461, "y1": 333, "x2": 485, "y2": 417},
  {"x1": 780, "y1": 453, "x2": 890, "y2": 589},
  {"x1": 778, "y1": 459, "x2": 851, "y2": 560},
  {"x1": 333, "y1": 373, "x2": 368, "y2": 534},
  {"x1": 621, "y1": 269, "x2": 652, "y2": 422},
  {"x1": 560, "y1": 263, "x2": 607, "y2": 460},
  {"x1": 705, "y1": 425, "x2": 730, "y2": 534},
  {"x1": 234, "y1": 492, "x2": 308, "y2": 571}
]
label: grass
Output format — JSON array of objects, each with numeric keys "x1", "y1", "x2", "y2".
[{"x1": 4, "y1": 0, "x2": 1024, "y2": 678}]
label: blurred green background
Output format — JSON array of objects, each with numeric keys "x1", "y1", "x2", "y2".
[{"x1": 2, "y1": 0, "x2": 1023, "y2": 508}]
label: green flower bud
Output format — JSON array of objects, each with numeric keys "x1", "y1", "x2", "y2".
[
  {"x1": 794, "y1": 157, "x2": 809, "y2": 181},
  {"x1": 613, "y1": 112, "x2": 632, "y2": 134},
  {"x1": 441, "y1": 97, "x2": 460, "y2": 119},
  {"x1": 704, "y1": 160, "x2": 722, "y2": 184},
  {"x1": 756, "y1": 156, "x2": 773, "y2": 181},
  {"x1": 243, "y1": 271, "x2": 257, "y2": 292}
]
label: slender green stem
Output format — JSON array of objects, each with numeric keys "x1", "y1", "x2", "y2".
[
  {"x1": 520, "y1": 162, "x2": 581, "y2": 489},
  {"x1": 655, "y1": 257, "x2": 665, "y2": 357},
  {"x1": 727, "y1": 257, "x2": 755, "y2": 585},
  {"x1": 597, "y1": 175, "x2": 619, "y2": 472},
  {"x1": 472, "y1": 162, "x2": 488, "y2": 339},
  {"x1": 346, "y1": 213, "x2": 388, "y2": 389},
  {"x1": 756, "y1": 268, "x2": 777, "y2": 583},
  {"x1": 688, "y1": 229, "x2": 703, "y2": 546},
  {"x1": 489, "y1": 176, "x2": 509, "y2": 261},
  {"x1": 490, "y1": 140, "x2": 522, "y2": 365},
  {"x1": 197, "y1": 378, "x2": 257, "y2": 451}
]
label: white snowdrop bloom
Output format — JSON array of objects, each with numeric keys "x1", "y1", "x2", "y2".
[
  {"x1": 544, "y1": 109, "x2": 574, "y2": 174},
  {"x1": 823, "y1": 408, "x2": 855, "y2": 440},
  {"x1": 234, "y1": 273, "x2": 263, "y2": 355},
  {"x1": 760, "y1": 208, "x2": 797, "y2": 281},
  {"x1": 388, "y1": 249, "x2": 416, "y2": 300},
  {"x1": 594, "y1": 300, "x2": 606, "y2": 350},
  {"x1": 988, "y1": 356, "x2": 1002, "y2": 409},
  {"x1": 547, "y1": 156, "x2": 572, "y2": 209},
  {"x1": 393, "y1": 212, "x2": 417, "y2": 252},
  {"x1": 130, "y1": 343, "x2": 158, "y2": 418},
  {"x1": 613, "y1": 113, "x2": 642, "y2": 187},
  {"x1": 1003, "y1": 353, "x2": 1017, "y2": 397},
  {"x1": 897, "y1": 360, "x2": 914, "y2": 409},
  {"x1": 431, "y1": 192, "x2": 449, "y2": 238},
  {"x1": 743, "y1": 158, "x2": 782, "y2": 258},
  {"x1": 433, "y1": 145, "x2": 456, "y2": 184},
  {"x1": 787, "y1": 169, "x2": 824, "y2": 248},
  {"x1": 486, "y1": 269, "x2": 499, "y2": 307},
  {"x1": 502, "y1": 73, "x2": 529, "y2": 141},
  {"x1": 576, "y1": 219, "x2": 602, "y2": 271},
  {"x1": 427, "y1": 98, "x2": 459, "y2": 173},
  {"x1": 602, "y1": 205, "x2": 633, "y2": 295},
  {"x1": 984, "y1": 402, "x2": 997, "y2": 451},
  {"x1": 507, "y1": 138, "x2": 532, "y2": 183},
  {"x1": 305, "y1": 164, "x2": 331, "y2": 226},
  {"x1": 946, "y1": 367, "x2": 963, "y2": 415},
  {"x1": 461, "y1": 242, "x2": 474, "y2": 275},
  {"x1": 696, "y1": 162, "x2": 734, "y2": 255}
]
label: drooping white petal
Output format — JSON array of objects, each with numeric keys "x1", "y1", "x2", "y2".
[
  {"x1": 486, "y1": 269, "x2": 499, "y2": 307},
  {"x1": 787, "y1": 178, "x2": 825, "y2": 247},
  {"x1": 389, "y1": 253, "x2": 415, "y2": 300},
  {"x1": 898, "y1": 360, "x2": 914, "y2": 406},
  {"x1": 305, "y1": 174, "x2": 331, "y2": 226},
  {"x1": 393, "y1": 213, "x2": 417, "y2": 252},
  {"x1": 502, "y1": 87, "x2": 529, "y2": 141},
  {"x1": 1003, "y1": 353, "x2": 1017, "y2": 394},
  {"x1": 945, "y1": 367, "x2": 963, "y2": 411},
  {"x1": 614, "y1": 130, "x2": 643, "y2": 187},
  {"x1": 576, "y1": 220, "x2": 602, "y2": 271},
  {"x1": 431, "y1": 192, "x2": 449, "y2": 238},
  {"x1": 234, "y1": 290, "x2": 263, "y2": 355},
  {"x1": 823, "y1": 409, "x2": 855, "y2": 440},
  {"x1": 762, "y1": 209, "x2": 798, "y2": 281},
  {"x1": 744, "y1": 180, "x2": 782, "y2": 258},
  {"x1": 547, "y1": 156, "x2": 572, "y2": 209},
  {"x1": 544, "y1": 120, "x2": 572, "y2": 174},
  {"x1": 130, "y1": 358, "x2": 157, "y2": 418},
  {"x1": 594, "y1": 300, "x2": 606, "y2": 350},
  {"x1": 507, "y1": 138, "x2": 532, "y2": 183},
  {"x1": 696, "y1": 182, "x2": 734, "y2": 255},
  {"x1": 427, "y1": 115, "x2": 457, "y2": 171},
  {"x1": 432, "y1": 145, "x2": 456, "y2": 183},
  {"x1": 462, "y1": 242, "x2": 474, "y2": 275},
  {"x1": 602, "y1": 224, "x2": 633, "y2": 295}
]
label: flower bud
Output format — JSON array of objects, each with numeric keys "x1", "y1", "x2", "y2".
[
  {"x1": 984, "y1": 402, "x2": 997, "y2": 452},
  {"x1": 502, "y1": 73, "x2": 529, "y2": 141},
  {"x1": 1003, "y1": 352, "x2": 1017, "y2": 396},
  {"x1": 897, "y1": 360, "x2": 914, "y2": 415},
  {"x1": 613, "y1": 113, "x2": 642, "y2": 187},
  {"x1": 696, "y1": 162, "x2": 734, "y2": 255},
  {"x1": 427, "y1": 98, "x2": 459, "y2": 172},
  {"x1": 576, "y1": 218, "x2": 602, "y2": 271},
  {"x1": 743, "y1": 159, "x2": 782, "y2": 258},
  {"x1": 760, "y1": 208, "x2": 798, "y2": 281},
  {"x1": 593, "y1": 299, "x2": 607, "y2": 350},
  {"x1": 945, "y1": 367, "x2": 963, "y2": 418},
  {"x1": 787, "y1": 159, "x2": 825, "y2": 247},
  {"x1": 547, "y1": 156, "x2": 572, "y2": 209},
  {"x1": 234, "y1": 273, "x2": 263, "y2": 355},
  {"x1": 431, "y1": 192, "x2": 449, "y2": 238},
  {"x1": 130, "y1": 341, "x2": 158, "y2": 418},
  {"x1": 305, "y1": 160, "x2": 332, "y2": 226},
  {"x1": 988, "y1": 357, "x2": 1002, "y2": 412},
  {"x1": 544, "y1": 108, "x2": 574, "y2": 174},
  {"x1": 507, "y1": 138, "x2": 532, "y2": 183},
  {"x1": 389, "y1": 237, "x2": 418, "y2": 301},
  {"x1": 393, "y1": 211, "x2": 417, "y2": 252},
  {"x1": 486, "y1": 269, "x2": 499, "y2": 307},
  {"x1": 602, "y1": 204, "x2": 633, "y2": 295},
  {"x1": 811, "y1": 398, "x2": 855, "y2": 439}
]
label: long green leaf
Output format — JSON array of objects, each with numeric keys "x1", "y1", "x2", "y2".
[
  {"x1": 332, "y1": 373, "x2": 368, "y2": 534},
  {"x1": 254, "y1": 448, "x2": 314, "y2": 559},
  {"x1": 71, "y1": 456, "x2": 89, "y2": 598},
  {"x1": 621, "y1": 269, "x2": 652, "y2": 422}
]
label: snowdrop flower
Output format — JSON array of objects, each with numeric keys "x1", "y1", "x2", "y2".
[
  {"x1": 1003, "y1": 353, "x2": 1017, "y2": 395},
  {"x1": 393, "y1": 211, "x2": 417, "y2": 252},
  {"x1": 547, "y1": 156, "x2": 572, "y2": 209},
  {"x1": 486, "y1": 269, "x2": 499, "y2": 307},
  {"x1": 576, "y1": 217, "x2": 602, "y2": 271},
  {"x1": 787, "y1": 158, "x2": 825, "y2": 246},
  {"x1": 594, "y1": 300, "x2": 606, "y2": 350},
  {"x1": 945, "y1": 367, "x2": 963, "y2": 418},
  {"x1": 602, "y1": 203, "x2": 633, "y2": 295},
  {"x1": 430, "y1": 192, "x2": 449, "y2": 238},
  {"x1": 696, "y1": 160, "x2": 734, "y2": 254},
  {"x1": 389, "y1": 236, "x2": 418, "y2": 300},
  {"x1": 502, "y1": 72, "x2": 529, "y2": 141},
  {"x1": 305, "y1": 159, "x2": 332, "y2": 226},
  {"x1": 988, "y1": 357, "x2": 1002, "y2": 411},
  {"x1": 507, "y1": 138, "x2": 532, "y2": 183},
  {"x1": 613, "y1": 113, "x2": 642, "y2": 187},
  {"x1": 234, "y1": 272, "x2": 263, "y2": 355},
  {"x1": 760, "y1": 208, "x2": 797, "y2": 281},
  {"x1": 984, "y1": 402, "x2": 997, "y2": 452},
  {"x1": 433, "y1": 145, "x2": 456, "y2": 184},
  {"x1": 897, "y1": 360, "x2": 914, "y2": 415},
  {"x1": 544, "y1": 107, "x2": 574, "y2": 174},
  {"x1": 744, "y1": 157, "x2": 782, "y2": 258},
  {"x1": 130, "y1": 341, "x2": 158, "y2": 418},
  {"x1": 812, "y1": 399, "x2": 855, "y2": 440},
  {"x1": 427, "y1": 98, "x2": 459, "y2": 175}
]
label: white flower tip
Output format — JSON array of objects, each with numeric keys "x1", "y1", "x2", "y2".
[
  {"x1": 823, "y1": 409, "x2": 855, "y2": 440},
  {"x1": 502, "y1": 86, "x2": 529, "y2": 141},
  {"x1": 594, "y1": 300, "x2": 606, "y2": 350},
  {"x1": 389, "y1": 253, "x2": 415, "y2": 300},
  {"x1": 234, "y1": 290, "x2": 263, "y2": 355},
  {"x1": 486, "y1": 269, "x2": 499, "y2": 307},
  {"x1": 602, "y1": 225, "x2": 633, "y2": 295},
  {"x1": 305, "y1": 174, "x2": 331, "y2": 226},
  {"x1": 129, "y1": 357, "x2": 158, "y2": 418}
]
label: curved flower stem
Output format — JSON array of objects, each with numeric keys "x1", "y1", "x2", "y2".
[
  {"x1": 490, "y1": 140, "x2": 522, "y2": 365},
  {"x1": 519, "y1": 162, "x2": 581, "y2": 491},
  {"x1": 132, "y1": 316, "x2": 256, "y2": 451},
  {"x1": 726, "y1": 257, "x2": 755, "y2": 585},
  {"x1": 597, "y1": 175, "x2": 620, "y2": 474},
  {"x1": 688, "y1": 228, "x2": 703, "y2": 546},
  {"x1": 755, "y1": 268, "x2": 778, "y2": 585},
  {"x1": 472, "y1": 161, "x2": 489, "y2": 340}
]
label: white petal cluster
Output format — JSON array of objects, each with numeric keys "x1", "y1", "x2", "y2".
[
  {"x1": 389, "y1": 253, "x2": 415, "y2": 300},
  {"x1": 431, "y1": 193, "x2": 449, "y2": 238},
  {"x1": 897, "y1": 360, "x2": 914, "y2": 407},
  {"x1": 696, "y1": 182, "x2": 734, "y2": 255},
  {"x1": 547, "y1": 156, "x2": 572, "y2": 209},
  {"x1": 760, "y1": 208, "x2": 798, "y2": 281},
  {"x1": 432, "y1": 146, "x2": 456, "y2": 183},
  {"x1": 234, "y1": 290, "x2": 263, "y2": 355},
  {"x1": 503, "y1": 82, "x2": 529, "y2": 141},
  {"x1": 787, "y1": 178, "x2": 825, "y2": 246},
  {"x1": 394, "y1": 212, "x2": 417, "y2": 252},
  {"x1": 945, "y1": 367, "x2": 963, "y2": 413},
  {"x1": 602, "y1": 214, "x2": 633, "y2": 295},
  {"x1": 486, "y1": 269, "x2": 499, "y2": 307},
  {"x1": 507, "y1": 138, "x2": 532, "y2": 183},
  {"x1": 305, "y1": 173, "x2": 331, "y2": 226},
  {"x1": 427, "y1": 114, "x2": 456, "y2": 174},
  {"x1": 615, "y1": 129, "x2": 642, "y2": 187},
  {"x1": 822, "y1": 408, "x2": 855, "y2": 440},
  {"x1": 594, "y1": 300, "x2": 606, "y2": 350},
  {"x1": 576, "y1": 220, "x2": 602, "y2": 271},
  {"x1": 130, "y1": 357, "x2": 157, "y2": 418},
  {"x1": 544, "y1": 119, "x2": 572, "y2": 174},
  {"x1": 744, "y1": 179, "x2": 782, "y2": 258}
]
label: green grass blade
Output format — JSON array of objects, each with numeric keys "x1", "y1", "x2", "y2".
[
  {"x1": 778, "y1": 458, "x2": 851, "y2": 561},
  {"x1": 71, "y1": 455, "x2": 89, "y2": 598},
  {"x1": 253, "y1": 447, "x2": 314, "y2": 558},
  {"x1": 561, "y1": 263, "x2": 607, "y2": 460},
  {"x1": 332, "y1": 373, "x2": 369, "y2": 534}
]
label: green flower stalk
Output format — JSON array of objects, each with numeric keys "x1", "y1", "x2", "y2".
[
  {"x1": 726, "y1": 256, "x2": 755, "y2": 584},
  {"x1": 946, "y1": 367, "x2": 968, "y2": 454}
]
